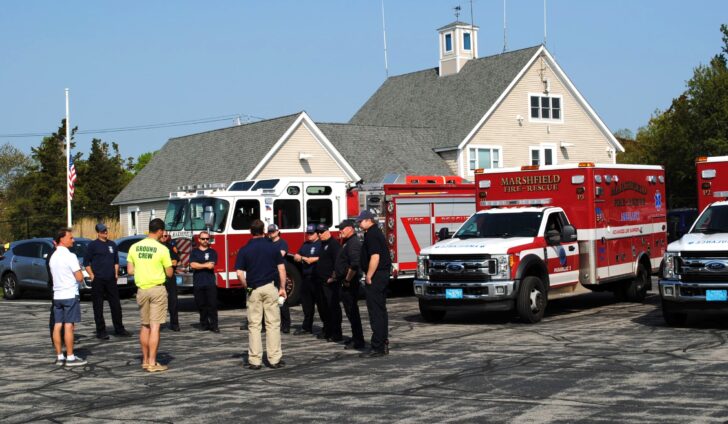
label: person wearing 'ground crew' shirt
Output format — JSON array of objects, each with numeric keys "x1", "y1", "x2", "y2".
[{"x1": 127, "y1": 218, "x2": 173, "y2": 373}]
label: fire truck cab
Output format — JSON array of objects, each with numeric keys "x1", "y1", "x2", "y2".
[
  {"x1": 414, "y1": 163, "x2": 667, "y2": 323},
  {"x1": 659, "y1": 156, "x2": 728, "y2": 325}
]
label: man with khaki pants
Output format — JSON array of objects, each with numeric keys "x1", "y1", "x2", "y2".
[
  {"x1": 235, "y1": 219, "x2": 287, "y2": 369},
  {"x1": 127, "y1": 218, "x2": 173, "y2": 372}
]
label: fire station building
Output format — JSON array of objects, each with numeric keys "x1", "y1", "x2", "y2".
[{"x1": 113, "y1": 21, "x2": 623, "y2": 236}]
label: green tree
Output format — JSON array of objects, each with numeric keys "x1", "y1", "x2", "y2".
[
  {"x1": 133, "y1": 151, "x2": 156, "y2": 174},
  {"x1": 75, "y1": 139, "x2": 132, "y2": 219},
  {"x1": 619, "y1": 24, "x2": 728, "y2": 208}
]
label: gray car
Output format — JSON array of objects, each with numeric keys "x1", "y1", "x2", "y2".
[{"x1": 0, "y1": 237, "x2": 135, "y2": 300}]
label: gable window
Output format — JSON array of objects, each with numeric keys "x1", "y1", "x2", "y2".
[
  {"x1": 445, "y1": 33, "x2": 453, "y2": 52},
  {"x1": 463, "y1": 32, "x2": 471, "y2": 50},
  {"x1": 529, "y1": 144, "x2": 557, "y2": 166},
  {"x1": 529, "y1": 94, "x2": 562, "y2": 121},
  {"x1": 468, "y1": 146, "x2": 501, "y2": 172}
]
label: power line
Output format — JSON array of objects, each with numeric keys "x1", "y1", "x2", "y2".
[{"x1": 0, "y1": 113, "x2": 266, "y2": 138}]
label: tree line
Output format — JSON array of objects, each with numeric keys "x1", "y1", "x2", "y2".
[
  {"x1": 617, "y1": 24, "x2": 728, "y2": 208},
  {"x1": 0, "y1": 120, "x2": 155, "y2": 240}
]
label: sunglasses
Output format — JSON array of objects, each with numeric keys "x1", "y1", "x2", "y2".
[{"x1": 199, "y1": 237, "x2": 210, "y2": 241}]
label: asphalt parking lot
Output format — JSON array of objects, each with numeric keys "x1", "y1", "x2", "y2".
[{"x1": 2, "y1": 281, "x2": 728, "y2": 423}]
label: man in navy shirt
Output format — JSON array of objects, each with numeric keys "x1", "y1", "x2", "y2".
[
  {"x1": 316, "y1": 224, "x2": 343, "y2": 342},
  {"x1": 267, "y1": 224, "x2": 291, "y2": 333},
  {"x1": 293, "y1": 224, "x2": 326, "y2": 336},
  {"x1": 84, "y1": 223, "x2": 131, "y2": 339},
  {"x1": 160, "y1": 232, "x2": 180, "y2": 331},
  {"x1": 190, "y1": 231, "x2": 219, "y2": 333},
  {"x1": 235, "y1": 219, "x2": 287, "y2": 370}
]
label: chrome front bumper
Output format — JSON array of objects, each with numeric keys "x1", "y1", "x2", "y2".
[
  {"x1": 659, "y1": 279, "x2": 728, "y2": 303},
  {"x1": 413, "y1": 279, "x2": 518, "y2": 301}
]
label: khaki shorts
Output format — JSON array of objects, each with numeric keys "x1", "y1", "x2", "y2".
[{"x1": 137, "y1": 284, "x2": 168, "y2": 325}]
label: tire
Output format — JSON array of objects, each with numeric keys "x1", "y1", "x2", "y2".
[
  {"x1": 418, "y1": 300, "x2": 446, "y2": 322},
  {"x1": 626, "y1": 264, "x2": 650, "y2": 303},
  {"x1": 2, "y1": 272, "x2": 21, "y2": 300},
  {"x1": 284, "y1": 262, "x2": 302, "y2": 306},
  {"x1": 517, "y1": 276, "x2": 547, "y2": 323},
  {"x1": 661, "y1": 300, "x2": 687, "y2": 327}
]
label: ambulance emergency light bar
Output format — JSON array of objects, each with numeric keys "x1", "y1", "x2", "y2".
[{"x1": 480, "y1": 198, "x2": 553, "y2": 207}]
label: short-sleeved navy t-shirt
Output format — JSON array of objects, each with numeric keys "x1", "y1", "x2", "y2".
[
  {"x1": 83, "y1": 239, "x2": 119, "y2": 281},
  {"x1": 297, "y1": 240, "x2": 321, "y2": 276},
  {"x1": 361, "y1": 224, "x2": 391, "y2": 272},
  {"x1": 235, "y1": 237, "x2": 284, "y2": 289},
  {"x1": 271, "y1": 238, "x2": 289, "y2": 255},
  {"x1": 190, "y1": 247, "x2": 218, "y2": 287}
]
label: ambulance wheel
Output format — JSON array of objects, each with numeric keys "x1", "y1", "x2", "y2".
[
  {"x1": 626, "y1": 264, "x2": 650, "y2": 302},
  {"x1": 418, "y1": 300, "x2": 446, "y2": 322},
  {"x1": 661, "y1": 300, "x2": 687, "y2": 327},
  {"x1": 517, "y1": 276, "x2": 546, "y2": 323},
  {"x1": 284, "y1": 262, "x2": 302, "y2": 306}
]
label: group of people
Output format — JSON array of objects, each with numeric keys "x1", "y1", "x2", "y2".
[{"x1": 49, "y1": 208, "x2": 392, "y2": 372}]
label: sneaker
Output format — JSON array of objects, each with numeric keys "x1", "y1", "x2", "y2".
[
  {"x1": 248, "y1": 364, "x2": 262, "y2": 370},
  {"x1": 141, "y1": 363, "x2": 151, "y2": 370},
  {"x1": 211, "y1": 327, "x2": 220, "y2": 333},
  {"x1": 169, "y1": 324, "x2": 181, "y2": 332},
  {"x1": 345, "y1": 340, "x2": 365, "y2": 350},
  {"x1": 269, "y1": 361, "x2": 285, "y2": 369},
  {"x1": 115, "y1": 329, "x2": 132, "y2": 337},
  {"x1": 293, "y1": 328, "x2": 312, "y2": 336},
  {"x1": 96, "y1": 332, "x2": 110, "y2": 340},
  {"x1": 54, "y1": 357, "x2": 65, "y2": 366},
  {"x1": 281, "y1": 327, "x2": 290, "y2": 334},
  {"x1": 65, "y1": 357, "x2": 88, "y2": 367},
  {"x1": 147, "y1": 363, "x2": 168, "y2": 373}
]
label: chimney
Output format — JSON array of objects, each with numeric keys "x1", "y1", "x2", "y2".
[{"x1": 438, "y1": 21, "x2": 479, "y2": 76}]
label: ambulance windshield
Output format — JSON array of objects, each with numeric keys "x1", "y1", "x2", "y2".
[
  {"x1": 165, "y1": 198, "x2": 230, "y2": 232},
  {"x1": 691, "y1": 205, "x2": 728, "y2": 234},
  {"x1": 454, "y1": 211, "x2": 543, "y2": 239}
]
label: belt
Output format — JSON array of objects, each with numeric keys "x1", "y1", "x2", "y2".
[{"x1": 251, "y1": 281, "x2": 274, "y2": 290}]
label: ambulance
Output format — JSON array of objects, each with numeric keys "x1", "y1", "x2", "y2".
[
  {"x1": 414, "y1": 163, "x2": 667, "y2": 323},
  {"x1": 659, "y1": 156, "x2": 728, "y2": 325},
  {"x1": 163, "y1": 175, "x2": 474, "y2": 304}
]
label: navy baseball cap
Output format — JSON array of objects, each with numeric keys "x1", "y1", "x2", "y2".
[
  {"x1": 267, "y1": 224, "x2": 279, "y2": 233},
  {"x1": 305, "y1": 223, "x2": 317, "y2": 233},
  {"x1": 316, "y1": 224, "x2": 329, "y2": 233},
  {"x1": 337, "y1": 219, "x2": 356, "y2": 229},
  {"x1": 355, "y1": 210, "x2": 376, "y2": 222},
  {"x1": 95, "y1": 223, "x2": 108, "y2": 232}
]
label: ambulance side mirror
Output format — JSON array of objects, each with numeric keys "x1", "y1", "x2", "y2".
[
  {"x1": 561, "y1": 225, "x2": 577, "y2": 243},
  {"x1": 546, "y1": 230, "x2": 561, "y2": 245},
  {"x1": 437, "y1": 227, "x2": 451, "y2": 241}
]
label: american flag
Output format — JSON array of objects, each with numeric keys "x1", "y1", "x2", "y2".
[{"x1": 68, "y1": 157, "x2": 77, "y2": 199}]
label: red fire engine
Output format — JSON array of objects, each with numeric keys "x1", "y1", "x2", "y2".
[
  {"x1": 696, "y1": 156, "x2": 728, "y2": 211},
  {"x1": 414, "y1": 163, "x2": 667, "y2": 323},
  {"x1": 164, "y1": 175, "x2": 473, "y2": 304}
]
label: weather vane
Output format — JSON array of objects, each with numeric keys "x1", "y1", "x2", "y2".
[{"x1": 454, "y1": 5, "x2": 461, "y2": 20}]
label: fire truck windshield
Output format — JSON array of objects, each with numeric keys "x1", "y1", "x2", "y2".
[
  {"x1": 454, "y1": 211, "x2": 543, "y2": 239},
  {"x1": 691, "y1": 205, "x2": 728, "y2": 234},
  {"x1": 165, "y1": 198, "x2": 230, "y2": 232}
]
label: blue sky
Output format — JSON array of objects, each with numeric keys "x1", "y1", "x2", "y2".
[{"x1": 1, "y1": 1, "x2": 725, "y2": 160}]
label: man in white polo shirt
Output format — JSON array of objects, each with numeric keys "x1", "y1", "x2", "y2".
[{"x1": 49, "y1": 228, "x2": 87, "y2": 367}]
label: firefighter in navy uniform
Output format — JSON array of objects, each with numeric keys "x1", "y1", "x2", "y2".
[
  {"x1": 161, "y1": 232, "x2": 180, "y2": 331},
  {"x1": 190, "y1": 231, "x2": 219, "y2": 332},
  {"x1": 356, "y1": 210, "x2": 391, "y2": 357},
  {"x1": 316, "y1": 224, "x2": 343, "y2": 342},
  {"x1": 335, "y1": 219, "x2": 365, "y2": 350},
  {"x1": 293, "y1": 224, "x2": 324, "y2": 335}
]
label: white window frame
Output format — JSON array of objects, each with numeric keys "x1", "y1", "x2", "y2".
[
  {"x1": 444, "y1": 32, "x2": 453, "y2": 54},
  {"x1": 466, "y1": 145, "x2": 502, "y2": 176},
  {"x1": 529, "y1": 144, "x2": 558, "y2": 166},
  {"x1": 527, "y1": 93, "x2": 564, "y2": 123},
  {"x1": 127, "y1": 206, "x2": 140, "y2": 235}
]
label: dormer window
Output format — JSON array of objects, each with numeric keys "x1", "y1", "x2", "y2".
[
  {"x1": 463, "y1": 32, "x2": 471, "y2": 50},
  {"x1": 445, "y1": 33, "x2": 453, "y2": 52}
]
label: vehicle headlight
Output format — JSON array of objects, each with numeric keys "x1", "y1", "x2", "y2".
[
  {"x1": 416, "y1": 255, "x2": 429, "y2": 280},
  {"x1": 663, "y1": 252, "x2": 678, "y2": 279},
  {"x1": 492, "y1": 254, "x2": 512, "y2": 280}
]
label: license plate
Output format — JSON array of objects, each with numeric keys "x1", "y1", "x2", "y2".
[
  {"x1": 117, "y1": 277, "x2": 127, "y2": 285},
  {"x1": 706, "y1": 290, "x2": 727, "y2": 301},
  {"x1": 445, "y1": 288, "x2": 463, "y2": 299},
  {"x1": 176, "y1": 275, "x2": 183, "y2": 286}
]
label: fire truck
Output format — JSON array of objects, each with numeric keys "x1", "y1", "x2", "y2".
[
  {"x1": 414, "y1": 163, "x2": 667, "y2": 323},
  {"x1": 659, "y1": 156, "x2": 728, "y2": 325},
  {"x1": 164, "y1": 175, "x2": 474, "y2": 304}
]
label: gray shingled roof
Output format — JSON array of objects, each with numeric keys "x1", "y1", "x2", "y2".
[
  {"x1": 350, "y1": 45, "x2": 541, "y2": 149},
  {"x1": 112, "y1": 113, "x2": 300, "y2": 204},
  {"x1": 318, "y1": 123, "x2": 453, "y2": 183}
]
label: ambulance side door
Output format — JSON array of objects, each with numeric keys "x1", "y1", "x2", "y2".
[{"x1": 543, "y1": 211, "x2": 579, "y2": 288}]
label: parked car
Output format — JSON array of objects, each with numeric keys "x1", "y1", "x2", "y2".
[
  {"x1": 0, "y1": 237, "x2": 135, "y2": 300},
  {"x1": 114, "y1": 235, "x2": 146, "y2": 254},
  {"x1": 666, "y1": 208, "x2": 700, "y2": 243}
]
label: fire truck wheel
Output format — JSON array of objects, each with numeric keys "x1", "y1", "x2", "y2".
[
  {"x1": 2, "y1": 272, "x2": 21, "y2": 300},
  {"x1": 517, "y1": 276, "x2": 546, "y2": 323},
  {"x1": 284, "y1": 262, "x2": 302, "y2": 306},
  {"x1": 418, "y1": 300, "x2": 446, "y2": 322},
  {"x1": 626, "y1": 264, "x2": 650, "y2": 303},
  {"x1": 661, "y1": 300, "x2": 687, "y2": 327}
]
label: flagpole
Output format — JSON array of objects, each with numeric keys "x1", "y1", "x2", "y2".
[{"x1": 65, "y1": 88, "x2": 72, "y2": 227}]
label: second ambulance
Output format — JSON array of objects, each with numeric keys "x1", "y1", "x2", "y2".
[{"x1": 414, "y1": 163, "x2": 667, "y2": 323}]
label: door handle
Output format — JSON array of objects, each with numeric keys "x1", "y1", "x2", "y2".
[{"x1": 568, "y1": 246, "x2": 575, "y2": 252}]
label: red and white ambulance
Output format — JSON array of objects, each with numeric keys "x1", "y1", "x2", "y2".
[
  {"x1": 414, "y1": 163, "x2": 667, "y2": 323},
  {"x1": 164, "y1": 175, "x2": 474, "y2": 303},
  {"x1": 659, "y1": 156, "x2": 728, "y2": 325}
]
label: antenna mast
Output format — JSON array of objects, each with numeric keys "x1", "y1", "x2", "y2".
[
  {"x1": 503, "y1": 0, "x2": 507, "y2": 53},
  {"x1": 543, "y1": 0, "x2": 547, "y2": 46},
  {"x1": 381, "y1": 0, "x2": 389, "y2": 78},
  {"x1": 470, "y1": 0, "x2": 476, "y2": 58}
]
